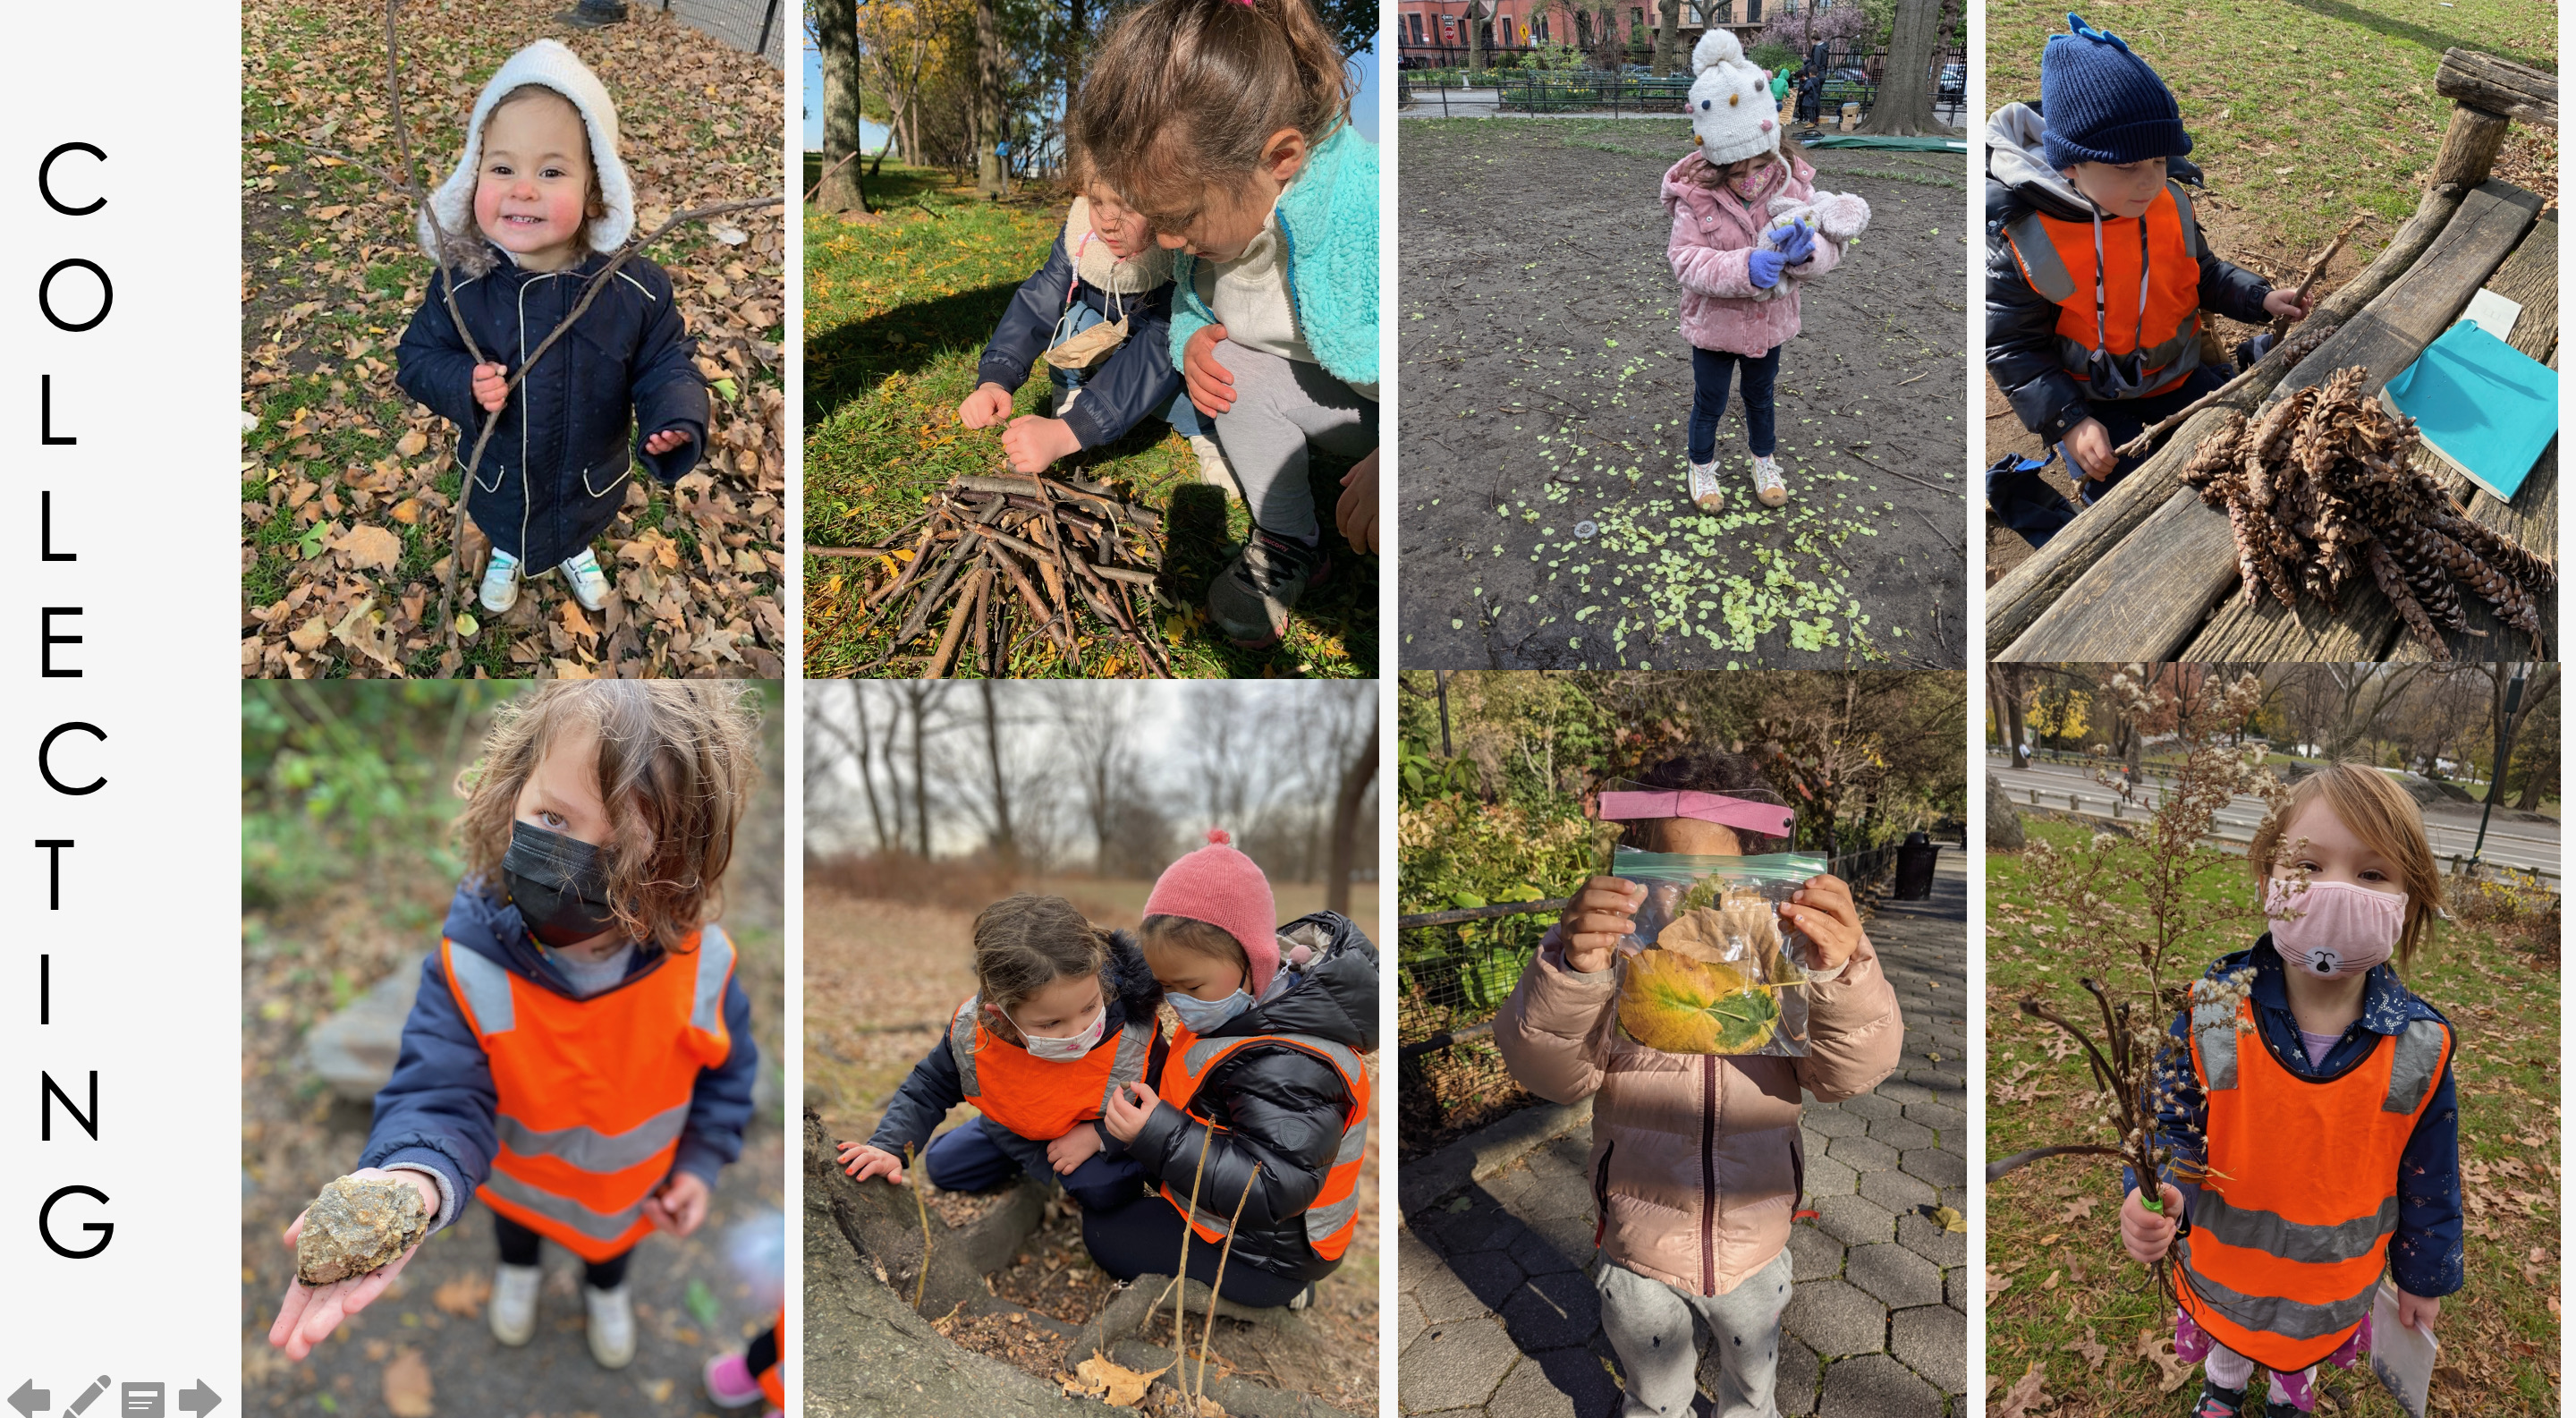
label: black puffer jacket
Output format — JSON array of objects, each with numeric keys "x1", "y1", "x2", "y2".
[
  {"x1": 1128, "y1": 912, "x2": 1378, "y2": 1284},
  {"x1": 397, "y1": 244, "x2": 708, "y2": 568},
  {"x1": 1985, "y1": 101, "x2": 2273, "y2": 445},
  {"x1": 868, "y1": 930, "x2": 1165, "y2": 1177}
]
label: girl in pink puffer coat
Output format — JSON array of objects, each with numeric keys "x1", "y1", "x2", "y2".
[
  {"x1": 1494, "y1": 751, "x2": 1902, "y2": 1418},
  {"x1": 1665, "y1": 29, "x2": 1867, "y2": 514}
]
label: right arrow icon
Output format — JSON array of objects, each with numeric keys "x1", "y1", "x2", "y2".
[
  {"x1": 4, "y1": 1380, "x2": 45, "y2": 1418},
  {"x1": 175, "y1": 1385, "x2": 220, "y2": 1418}
]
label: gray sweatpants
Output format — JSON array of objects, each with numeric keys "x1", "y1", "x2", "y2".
[
  {"x1": 1208, "y1": 340, "x2": 1377, "y2": 543},
  {"x1": 1597, "y1": 1249, "x2": 1795, "y2": 1418}
]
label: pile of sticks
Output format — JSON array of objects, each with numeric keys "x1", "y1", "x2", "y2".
[{"x1": 820, "y1": 474, "x2": 1174, "y2": 677}]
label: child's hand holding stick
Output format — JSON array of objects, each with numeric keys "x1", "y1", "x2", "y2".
[{"x1": 2121, "y1": 1182, "x2": 2184, "y2": 1262}]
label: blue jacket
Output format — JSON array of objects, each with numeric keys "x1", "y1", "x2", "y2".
[
  {"x1": 976, "y1": 237, "x2": 1182, "y2": 449},
  {"x1": 1169, "y1": 123, "x2": 1379, "y2": 391},
  {"x1": 2130, "y1": 940, "x2": 2462, "y2": 1300},
  {"x1": 396, "y1": 245, "x2": 709, "y2": 568},
  {"x1": 868, "y1": 931, "x2": 1164, "y2": 1178},
  {"x1": 361, "y1": 882, "x2": 758, "y2": 1230}
]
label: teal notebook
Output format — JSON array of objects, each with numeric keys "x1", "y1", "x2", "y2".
[{"x1": 2377, "y1": 318, "x2": 2558, "y2": 503}]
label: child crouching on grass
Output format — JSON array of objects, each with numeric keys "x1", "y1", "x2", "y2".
[
  {"x1": 959, "y1": 154, "x2": 1233, "y2": 489},
  {"x1": 1495, "y1": 751, "x2": 1901, "y2": 1418},
  {"x1": 837, "y1": 894, "x2": 1166, "y2": 1212}
]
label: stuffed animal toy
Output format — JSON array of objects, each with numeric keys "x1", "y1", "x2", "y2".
[{"x1": 1745, "y1": 190, "x2": 1871, "y2": 301}]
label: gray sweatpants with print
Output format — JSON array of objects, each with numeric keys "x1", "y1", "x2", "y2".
[
  {"x1": 1597, "y1": 1248, "x2": 1795, "y2": 1418},
  {"x1": 1208, "y1": 340, "x2": 1377, "y2": 544}
]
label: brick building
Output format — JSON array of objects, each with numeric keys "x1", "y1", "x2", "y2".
[{"x1": 1394, "y1": 0, "x2": 1793, "y2": 68}]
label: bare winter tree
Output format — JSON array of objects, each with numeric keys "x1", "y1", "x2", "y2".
[
  {"x1": 1065, "y1": 683, "x2": 1142, "y2": 873},
  {"x1": 1854, "y1": 0, "x2": 1952, "y2": 135},
  {"x1": 1327, "y1": 716, "x2": 1378, "y2": 916},
  {"x1": 1651, "y1": 0, "x2": 1682, "y2": 74},
  {"x1": 978, "y1": 682, "x2": 1021, "y2": 868}
]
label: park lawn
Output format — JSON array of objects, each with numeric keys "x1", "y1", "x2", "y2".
[
  {"x1": 1987, "y1": 818, "x2": 2560, "y2": 1414},
  {"x1": 1987, "y1": 0, "x2": 2557, "y2": 259},
  {"x1": 801, "y1": 158, "x2": 1374, "y2": 679}
]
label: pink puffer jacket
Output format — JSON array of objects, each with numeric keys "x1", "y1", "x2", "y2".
[
  {"x1": 1494, "y1": 925, "x2": 1901, "y2": 1297},
  {"x1": 1662, "y1": 150, "x2": 1844, "y2": 356}
]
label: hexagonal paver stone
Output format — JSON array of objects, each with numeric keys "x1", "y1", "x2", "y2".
[
  {"x1": 1894, "y1": 1208, "x2": 1967, "y2": 1269},
  {"x1": 1521, "y1": 1208, "x2": 1599, "y2": 1266},
  {"x1": 1899, "y1": 1146, "x2": 1966, "y2": 1189},
  {"x1": 1874, "y1": 1079, "x2": 1933, "y2": 1108},
  {"x1": 1867, "y1": 1116, "x2": 1936, "y2": 1151},
  {"x1": 1858, "y1": 1167, "x2": 1936, "y2": 1215},
  {"x1": 1844, "y1": 1242, "x2": 1943, "y2": 1310},
  {"x1": 1902, "y1": 1100, "x2": 1962, "y2": 1134},
  {"x1": 1788, "y1": 1221, "x2": 1847, "y2": 1282},
  {"x1": 1400, "y1": 1292, "x2": 1428, "y2": 1352},
  {"x1": 1499, "y1": 1268, "x2": 1601, "y2": 1352},
  {"x1": 1826, "y1": 1133, "x2": 1898, "y2": 1172},
  {"x1": 1801, "y1": 1151, "x2": 1858, "y2": 1199},
  {"x1": 1889, "y1": 1303, "x2": 1965, "y2": 1395},
  {"x1": 1489, "y1": 1347, "x2": 1620, "y2": 1418},
  {"x1": 1813, "y1": 1193, "x2": 1894, "y2": 1248},
  {"x1": 1397, "y1": 1313, "x2": 1521, "y2": 1411},
  {"x1": 1451, "y1": 1248, "x2": 1530, "y2": 1309},
  {"x1": 1782, "y1": 1278, "x2": 1886, "y2": 1358},
  {"x1": 1944, "y1": 1266, "x2": 1962, "y2": 1310},
  {"x1": 1428, "y1": 1199, "x2": 1520, "y2": 1254},
  {"x1": 1510, "y1": 1222, "x2": 1583, "y2": 1277},
  {"x1": 1801, "y1": 1104, "x2": 1867, "y2": 1138},
  {"x1": 1414, "y1": 1256, "x2": 1502, "y2": 1325},
  {"x1": 1839, "y1": 1092, "x2": 1900, "y2": 1122},
  {"x1": 1773, "y1": 1333, "x2": 1823, "y2": 1415},
  {"x1": 1817, "y1": 1354, "x2": 1944, "y2": 1417}
]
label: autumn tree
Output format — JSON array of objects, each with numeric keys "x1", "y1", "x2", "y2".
[{"x1": 813, "y1": 0, "x2": 869, "y2": 212}]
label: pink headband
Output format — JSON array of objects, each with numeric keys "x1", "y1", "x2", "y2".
[{"x1": 1597, "y1": 790, "x2": 1795, "y2": 840}]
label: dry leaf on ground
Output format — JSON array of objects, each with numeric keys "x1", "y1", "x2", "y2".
[
  {"x1": 2133, "y1": 1329, "x2": 2198, "y2": 1391},
  {"x1": 382, "y1": 1347, "x2": 434, "y2": 1417},
  {"x1": 1990, "y1": 1362, "x2": 2047, "y2": 1418},
  {"x1": 1060, "y1": 1350, "x2": 1171, "y2": 1407},
  {"x1": 431, "y1": 1271, "x2": 488, "y2": 1318}
]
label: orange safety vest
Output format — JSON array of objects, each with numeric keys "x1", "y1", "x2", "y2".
[
  {"x1": 2179, "y1": 998, "x2": 2451, "y2": 1371},
  {"x1": 757, "y1": 1303, "x2": 785, "y2": 1406},
  {"x1": 947, "y1": 994, "x2": 1157, "y2": 1142},
  {"x1": 2004, "y1": 179, "x2": 2207, "y2": 398},
  {"x1": 1155, "y1": 1025, "x2": 1371, "y2": 1261},
  {"x1": 442, "y1": 929, "x2": 736, "y2": 1262}
]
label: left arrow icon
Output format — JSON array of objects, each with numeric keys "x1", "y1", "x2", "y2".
[{"x1": 6, "y1": 1379, "x2": 48, "y2": 1416}]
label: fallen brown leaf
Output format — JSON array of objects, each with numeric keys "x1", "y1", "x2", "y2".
[
  {"x1": 331, "y1": 522, "x2": 404, "y2": 573},
  {"x1": 383, "y1": 1346, "x2": 434, "y2": 1416},
  {"x1": 1061, "y1": 1350, "x2": 1171, "y2": 1407},
  {"x1": 1991, "y1": 1361, "x2": 2046, "y2": 1418},
  {"x1": 431, "y1": 1272, "x2": 488, "y2": 1318},
  {"x1": 2133, "y1": 1329, "x2": 2197, "y2": 1391}
]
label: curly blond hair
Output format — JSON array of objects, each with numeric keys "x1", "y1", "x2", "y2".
[{"x1": 455, "y1": 682, "x2": 759, "y2": 954}]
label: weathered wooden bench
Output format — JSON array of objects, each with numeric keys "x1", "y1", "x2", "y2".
[{"x1": 1989, "y1": 49, "x2": 2558, "y2": 662}]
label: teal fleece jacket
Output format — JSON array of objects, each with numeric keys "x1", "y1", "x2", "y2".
[{"x1": 1167, "y1": 123, "x2": 1379, "y2": 391}]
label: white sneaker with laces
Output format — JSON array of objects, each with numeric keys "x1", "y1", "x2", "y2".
[
  {"x1": 1687, "y1": 459, "x2": 1724, "y2": 512},
  {"x1": 1190, "y1": 435, "x2": 1239, "y2": 499},
  {"x1": 479, "y1": 548, "x2": 523, "y2": 614},
  {"x1": 561, "y1": 548, "x2": 611, "y2": 612},
  {"x1": 1750, "y1": 454, "x2": 1790, "y2": 507},
  {"x1": 584, "y1": 1282, "x2": 637, "y2": 1369},
  {"x1": 488, "y1": 1262, "x2": 541, "y2": 1346}
]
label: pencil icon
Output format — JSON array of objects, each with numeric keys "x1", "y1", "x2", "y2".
[{"x1": 66, "y1": 1377, "x2": 112, "y2": 1415}]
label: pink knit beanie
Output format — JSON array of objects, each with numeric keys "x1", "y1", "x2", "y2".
[{"x1": 1143, "y1": 828, "x2": 1281, "y2": 997}]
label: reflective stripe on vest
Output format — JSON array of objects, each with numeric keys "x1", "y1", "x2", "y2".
[
  {"x1": 1155, "y1": 1025, "x2": 1372, "y2": 1261},
  {"x1": 946, "y1": 994, "x2": 1158, "y2": 1142},
  {"x1": 2179, "y1": 996, "x2": 2448, "y2": 1371},
  {"x1": 445, "y1": 926, "x2": 735, "y2": 1262},
  {"x1": 2004, "y1": 181, "x2": 2205, "y2": 395}
]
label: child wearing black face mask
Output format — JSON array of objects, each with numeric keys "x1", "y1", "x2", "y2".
[{"x1": 267, "y1": 683, "x2": 762, "y2": 1374}]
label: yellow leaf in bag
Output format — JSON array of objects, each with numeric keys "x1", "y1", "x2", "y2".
[{"x1": 1617, "y1": 951, "x2": 1779, "y2": 1053}]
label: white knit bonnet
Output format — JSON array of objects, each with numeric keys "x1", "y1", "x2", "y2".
[
  {"x1": 1688, "y1": 30, "x2": 1782, "y2": 170},
  {"x1": 417, "y1": 39, "x2": 635, "y2": 264}
]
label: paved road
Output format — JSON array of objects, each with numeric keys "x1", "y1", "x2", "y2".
[
  {"x1": 1397, "y1": 856, "x2": 1969, "y2": 1417},
  {"x1": 1987, "y1": 754, "x2": 2560, "y2": 875}
]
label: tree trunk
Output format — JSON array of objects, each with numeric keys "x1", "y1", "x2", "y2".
[
  {"x1": 1650, "y1": 0, "x2": 1681, "y2": 76},
  {"x1": 1469, "y1": 0, "x2": 1488, "y2": 74},
  {"x1": 1326, "y1": 720, "x2": 1379, "y2": 916},
  {"x1": 979, "y1": 682, "x2": 1017, "y2": 869},
  {"x1": 813, "y1": 0, "x2": 869, "y2": 213},
  {"x1": 975, "y1": 0, "x2": 1007, "y2": 195},
  {"x1": 849, "y1": 684, "x2": 890, "y2": 852},
  {"x1": 1854, "y1": 0, "x2": 1945, "y2": 135},
  {"x1": 1063, "y1": 0, "x2": 1089, "y2": 153},
  {"x1": 910, "y1": 690, "x2": 932, "y2": 858}
]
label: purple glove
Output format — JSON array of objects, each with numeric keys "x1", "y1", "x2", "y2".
[
  {"x1": 1747, "y1": 248, "x2": 1790, "y2": 289},
  {"x1": 1775, "y1": 217, "x2": 1818, "y2": 265}
]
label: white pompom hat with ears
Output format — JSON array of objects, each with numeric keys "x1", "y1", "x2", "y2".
[
  {"x1": 1687, "y1": 29, "x2": 1783, "y2": 171},
  {"x1": 417, "y1": 38, "x2": 635, "y2": 262}
]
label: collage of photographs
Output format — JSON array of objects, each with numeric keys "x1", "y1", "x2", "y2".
[{"x1": 226, "y1": 0, "x2": 2558, "y2": 1415}]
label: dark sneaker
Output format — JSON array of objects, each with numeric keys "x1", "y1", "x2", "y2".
[
  {"x1": 2262, "y1": 1403, "x2": 2301, "y2": 1418},
  {"x1": 2190, "y1": 1380, "x2": 2250, "y2": 1418},
  {"x1": 1206, "y1": 531, "x2": 1330, "y2": 650}
]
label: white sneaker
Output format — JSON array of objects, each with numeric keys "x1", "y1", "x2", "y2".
[
  {"x1": 479, "y1": 548, "x2": 523, "y2": 614},
  {"x1": 584, "y1": 1282, "x2": 637, "y2": 1369},
  {"x1": 560, "y1": 548, "x2": 610, "y2": 612},
  {"x1": 1750, "y1": 454, "x2": 1790, "y2": 507},
  {"x1": 488, "y1": 1262, "x2": 541, "y2": 1346},
  {"x1": 1190, "y1": 435, "x2": 1239, "y2": 500},
  {"x1": 1687, "y1": 458, "x2": 1724, "y2": 512}
]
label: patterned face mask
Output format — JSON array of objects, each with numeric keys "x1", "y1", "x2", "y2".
[
  {"x1": 2265, "y1": 878, "x2": 2406, "y2": 977},
  {"x1": 1003, "y1": 998, "x2": 1107, "y2": 1061}
]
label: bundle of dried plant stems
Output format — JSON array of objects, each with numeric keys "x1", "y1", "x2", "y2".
[{"x1": 815, "y1": 472, "x2": 1179, "y2": 678}]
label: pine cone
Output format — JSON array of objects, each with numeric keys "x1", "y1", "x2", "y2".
[
  {"x1": 2366, "y1": 539, "x2": 2450, "y2": 660},
  {"x1": 2182, "y1": 411, "x2": 2248, "y2": 497}
]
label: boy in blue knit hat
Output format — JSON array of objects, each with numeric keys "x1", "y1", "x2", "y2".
[{"x1": 1984, "y1": 13, "x2": 2312, "y2": 542}]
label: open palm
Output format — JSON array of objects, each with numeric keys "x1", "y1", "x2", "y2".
[{"x1": 267, "y1": 1168, "x2": 434, "y2": 1361}]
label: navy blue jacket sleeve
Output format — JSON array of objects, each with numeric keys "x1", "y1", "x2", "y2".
[
  {"x1": 395, "y1": 277, "x2": 488, "y2": 435},
  {"x1": 2388, "y1": 1051, "x2": 2463, "y2": 1298},
  {"x1": 627, "y1": 265, "x2": 709, "y2": 485},
  {"x1": 1060, "y1": 285, "x2": 1182, "y2": 449},
  {"x1": 976, "y1": 239, "x2": 1075, "y2": 395},
  {"x1": 2197, "y1": 251, "x2": 2275, "y2": 328},
  {"x1": 867, "y1": 1036, "x2": 969, "y2": 1159},
  {"x1": 361, "y1": 953, "x2": 500, "y2": 1226},
  {"x1": 674, "y1": 971, "x2": 758, "y2": 1186},
  {"x1": 1985, "y1": 223, "x2": 2093, "y2": 446}
]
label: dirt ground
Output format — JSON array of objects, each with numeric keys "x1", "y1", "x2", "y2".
[
  {"x1": 804, "y1": 883, "x2": 1382, "y2": 1414},
  {"x1": 1396, "y1": 119, "x2": 1969, "y2": 670}
]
